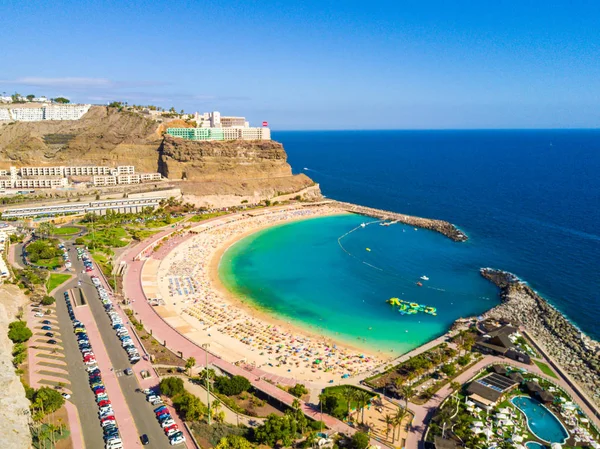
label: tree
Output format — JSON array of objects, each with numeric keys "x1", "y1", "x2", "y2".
[
  {"x1": 41, "y1": 296, "x2": 55, "y2": 306},
  {"x1": 342, "y1": 386, "x2": 356, "y2": 420},
  {"x1": 355, "y1": 390, "x2": 371, "y2": 424},
  {"x1": 159, "y1": 377, "x2": 184, "y2": 397},
  {"x1": 53, "y1": 97, "x2": 70, "y2": 104},
  {"x1": 289, "y1": 383, "x2": 308, "y2": 398},
  {"x1": 33, "y1": 387, "x2": 65, "y2": 415},
  {"x1": 172, "y1": 391, "x2": 206, "y2": 421},
  {"x1": 214, "y1": 375, "x2": 251, "y2": 396},
  {"x1": 351, "y1": 431, "x2": 370, "y2": 449},
  {"x1": 8, "y1": 321, "x2": 33, "y2": 343},
  {"x1": 394, "y1": 406, "x2": 407, "y2": 441},
  {"x1": 441, "y1": 364, "x2": 456, "y2": 377},
  {"x1": 400, "y1": 385, "x2": 414, "y2": 411},
  {"x1": 384, "y1": 414, "x2": 394, "y2": 443},
  {"x1": 185, "y1": 356, "x2": 196, "y2": 376},
  {"x1": 26, "y1": 94, "x2": 35, "y2": 101}
]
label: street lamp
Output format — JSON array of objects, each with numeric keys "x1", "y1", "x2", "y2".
[{"x1": 202, "y1": 343, "x2": 211, "y2": 425}]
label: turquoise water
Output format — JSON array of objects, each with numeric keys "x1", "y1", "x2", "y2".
[
  {"x1": 512, "y1": 396, "x2": 569, "y2": 444},
  {"x1": 219, "y1": 214, "x2": 499, "y2": 354},
  {"x1": 525, "y1": 443, "x2": 545, "y2": 449}
]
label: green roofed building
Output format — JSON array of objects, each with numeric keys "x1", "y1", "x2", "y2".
[{"x1": 166, "y1": 126, "x2": 270, "y2": 141}]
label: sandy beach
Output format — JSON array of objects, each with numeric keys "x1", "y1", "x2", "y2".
[{"x1": 150, "y1": 205, "x2": 388, "y2": 384}]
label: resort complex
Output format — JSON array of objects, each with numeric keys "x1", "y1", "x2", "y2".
[
  {"x1": 0, "y1": 103, "x2": 91, "y2": 121},
  {"x1": 2, "y1": 197, "x2": 600, "y2": 449},
  {"x1": 167, "y1": 110, "x2": 271, "y2": 141},
  {"x1": 0, "y1": 164, "x2": 162, "y2": 193}
]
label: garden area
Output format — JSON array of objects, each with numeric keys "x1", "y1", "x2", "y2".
[
  {"x1": 364, "y1": 341, "x2": 480, "y2": 404},
  {"x1": 51, "y1": 226, "x2": 81, "y2": 236},
  {"x1": 25, "y1": 239, "x2": 63, "y2": 269}
]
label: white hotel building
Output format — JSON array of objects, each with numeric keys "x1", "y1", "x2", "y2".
[
  {"x1": 0, "y1": 104, "x2": 91, "y2": 121},
  {"x1": 168, "y1": 111, "x2": 270, "y2": 142}
]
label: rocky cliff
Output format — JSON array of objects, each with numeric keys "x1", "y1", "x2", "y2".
[
  {"x1": 0, "y1": 107, "x2": 317, "y2": 198},
  {"x1": 0, "y1": 285, "x2": 32, "y2": 449}
]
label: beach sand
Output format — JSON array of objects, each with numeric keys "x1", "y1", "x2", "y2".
[{"x1": 148, "y1": 205, "x2": 388, "y2": 385}]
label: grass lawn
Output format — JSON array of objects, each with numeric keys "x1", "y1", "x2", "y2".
[
  {"x1": 35, "y1": 256, "x2": 63, "y2": 269},
  {"x1": 46, "y1": 273, "x2": 72, "y2": 292},
  {"x1": 52, "y1": 226, "x2": 80, "y2": 235},
  {"x1": 322, "y1": 385, "x2": 376, "y2": 419},
  {"x1": 189, "y1": 211, "x2": 230, "y2": 222},
  {"x1": 85, "y1": 226, "x2": 130, "y2": 248},
  {"x1": 534, "y1": 359, "x2": 558, "y2": 378}
]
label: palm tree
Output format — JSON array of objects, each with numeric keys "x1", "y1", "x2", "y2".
[
  {"x1": 394, "y1": 406, "x2": 407, "y2": 442},
  {"x1": 292, "y1": 398, "x2": 301, "y2": 411},
  {"x1": 356, "y1": 391, "x2": 371, "y2": 424},
  {"x1": 384, "y1": 414, "x2": 395, "y2": 443},
  {"x1": 342, "y1": 386, "x2": 356, "y2": 421},
  {"x1": 400, "y1": 385, "x2": 414, "y2": 410}
]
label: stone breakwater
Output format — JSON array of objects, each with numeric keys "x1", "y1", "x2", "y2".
[
  {"x1": 333, "y1": 201, "x2": 468, "y2": 242},
  {"x1": 480, "y1": 268, "x2": 600, "y2": 407}
]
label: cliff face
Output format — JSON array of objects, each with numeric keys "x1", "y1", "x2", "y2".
[
  {"x1": 158, "y1": 135, "x2": 292, "y2": 181},
  {"x1": 0, "y1": 107, "x2": 318, "y2": 199},
  {"x1": 0, "y1": 106, "x2": 162, "y2": 172}
]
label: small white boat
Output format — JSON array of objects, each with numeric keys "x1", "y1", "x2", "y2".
[
  {"x1": 360, "y1": 223, "x2": 366, "y2": 228},
  {"x1": 303, "y1": 167, "x2": 309, "y2": 170},
  {"x1": 420, "y1": 276, "x2": 429, "y2": 281}
]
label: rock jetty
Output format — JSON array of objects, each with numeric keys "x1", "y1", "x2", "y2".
[
  {"x1": 334, "y1": 201, "x2": 468, "y2": 242},
  {"x1": 480, "y1": 268, "x2": 600, "y2": 407}
]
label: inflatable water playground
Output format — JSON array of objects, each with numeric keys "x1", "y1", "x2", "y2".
[{"x1": 386, "y1": 297, "x2": 437, "y2": 316}]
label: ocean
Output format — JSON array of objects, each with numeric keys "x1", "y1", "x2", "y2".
[{"x1": 219, "y1": 130, "x2": 600, "y2": 354}]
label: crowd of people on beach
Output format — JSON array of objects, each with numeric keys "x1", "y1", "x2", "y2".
[{"x1": 156, "y1": 206, "x2": 384, "y2": 380}]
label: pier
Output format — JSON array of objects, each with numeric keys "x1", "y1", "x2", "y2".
[{"x1": 333, "y1": 201, "x2": 468, "y2": 242}]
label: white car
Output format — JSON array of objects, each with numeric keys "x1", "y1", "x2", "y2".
[
  {"x1": 161, "y1": 419, "x2": 175, "y2": 428},
  {"x1": 146, "y1": 395, "x2": 158, "y2": 402},
  {"x1": 101, "y1": 419, "x2": 116, "y2": 427},
  {"x1": 34, "y1": 313, "x2": 44, "y2": 318},
  {"x1": 62, "y1": 393, "x2": 71, "y2": 399},
  {"x1": 170, "y1": 436, "x2": 185, "y2": 445}
]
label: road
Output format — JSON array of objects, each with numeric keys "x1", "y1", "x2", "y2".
[
  {"x1": 52, "y1": 276, "x2": 105, "y2": 449},
  {"x1": 67, "y1": 242, "x2": 173, "y2": 448}
]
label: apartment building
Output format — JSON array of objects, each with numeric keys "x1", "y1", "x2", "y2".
[
  {"x1": 20, "y1": 166, "x2": 65, "y2": 177},
  {"x1": 93, "y1": 172, "x2": 161, "y2": 187},
  {"x1": 64, "y1": 166, "x2": 112, "y2": 176},
  {"x1": 0, "y1": 104, "x2": 91, "y2": 121}
]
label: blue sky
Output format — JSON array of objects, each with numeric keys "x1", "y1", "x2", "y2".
[{"x1": 2, "y1": 0, "x2": 599, "y2": 129}]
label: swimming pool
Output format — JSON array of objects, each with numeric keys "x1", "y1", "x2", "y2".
[
  {"x1": 512, "y1": 396, "x2": 568, "y2": 443},
  {"x1": 525, "y1": 442, "x2": 545, "y2": 449}
]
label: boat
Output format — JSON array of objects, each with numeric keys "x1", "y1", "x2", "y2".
[
  {"x1": 416, "y1": 282, "x2": 423, "y2": 287},
  {"x1": 303, "y1": 167, "x2": 309, "y2": 170},
  {"x1": 360, "y1": 223, "x2": 366, "y2": 228},
  {"x1": 420, "y1": 276, "x2": 429, "y2": 281}
]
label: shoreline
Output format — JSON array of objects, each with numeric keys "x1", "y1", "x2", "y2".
[
  {"x1": 207, "y1": 211, "x2": 387, "y2": 356},
  {"x1": 153, "y1": 205, "x2": 389, "y2": 384}
]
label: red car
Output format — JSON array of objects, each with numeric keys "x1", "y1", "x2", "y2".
[
  {"x1": 98, "y1": 400, "x2": 111, "y2": 407},
  {"x1": 164, "y1": 424, "x2": 178, "y2": 433},
  {"x1": 156, "y1": 409, "x2": 169, "y2": 417},
  {"x1": 94, "y1": 389, "x2": 106, "y2": 396},
  {"x1": 100, "y1": 415, "x2": 115, "y2": 423}
]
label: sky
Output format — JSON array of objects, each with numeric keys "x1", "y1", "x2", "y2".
[{"x1": 2, "y1": 0, "x2": 600, "y2": 129}]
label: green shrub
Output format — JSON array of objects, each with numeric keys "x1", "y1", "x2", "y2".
[
  {"x1": 351, "y1": 431, "x2": 370, "y2": 449},
  {"x1": 159, "y1": 377, "x2": 185, "y2": 397},
  {"x1": 289, "y1": 383, "x2": 308, "y2": 398},
  {"x1": 214, "y1": 375, "x2": 251, "y2": 396},
  {"x1": 41, "y1": 296, "x2": 55, "y2": 306},
  {"x1": 8, "y1": 321, "x2": 33, "y2": 343}
]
